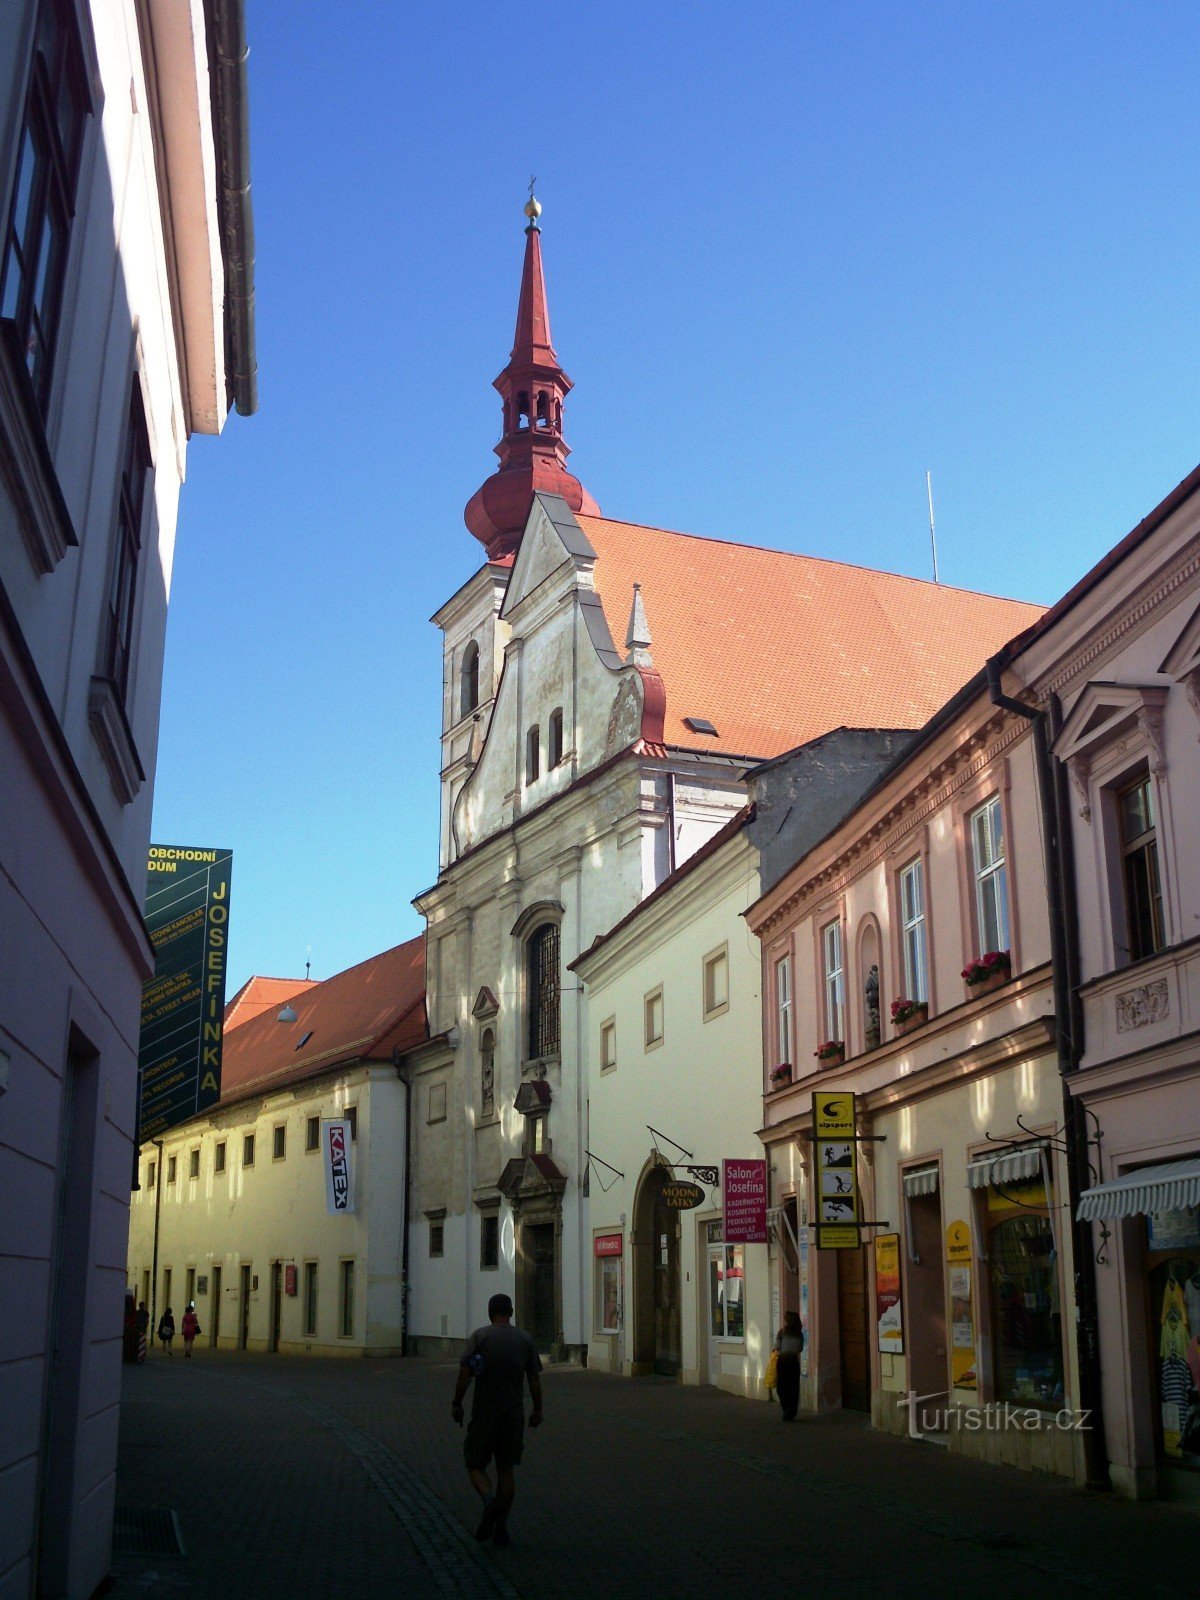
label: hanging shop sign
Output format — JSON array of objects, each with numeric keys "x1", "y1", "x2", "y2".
[
  {"x1": 813, "y1": 1091, "x2": 861, "y2": 1248},
  {"x1": 323, "y1": 1119, "x2": 355, "y2": 1214},
  {"x1": 875, "y1": 1232, "x2": 904, "y2": 1354},
  {"x1": 946, "y1": 1221, "x2": 977, "y2": 1390},
  {"x1": 723, "y1": 1158, "x2": 768, "y2": 1243},
  {"x1": 594, "y1": 1233, "x2": 624, "y2": 1256},
  {"x1": 138, "y1": 845, "x2": 233, "y2": 1141},
  {"x1": 661, "y1": 1180, "x2": 706, "y2": 1210}
]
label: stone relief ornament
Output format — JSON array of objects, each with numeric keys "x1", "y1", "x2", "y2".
[{"x1": 1115, "y1": 979, "x2": 1169, "y2": 1032}]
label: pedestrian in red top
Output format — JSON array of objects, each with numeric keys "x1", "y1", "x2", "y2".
[{"x1": 181, "y1": 1302, "x2": 201, "y2": 1358}]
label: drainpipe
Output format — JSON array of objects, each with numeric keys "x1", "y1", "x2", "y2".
[
  {"x1": 150, "y1": 1138, "x2": 164, "y2": 1330},
  {"x1": 206, "y1": 0, "x2": 258, "y2": 415},
  {"x1": 396, "y1": 1051, "x2": 412, "y2": 1356},
  {"x1": 986, "y1": 657, "x2": 1109, "y2": 1487}
]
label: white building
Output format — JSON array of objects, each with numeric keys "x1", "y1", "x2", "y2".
[
  {"x1": 126, "y1": 940, "x2": 427, "y2": 1357},
  {"x1": 0, "y1": 1, "x2": 254, "y2": 1593}
]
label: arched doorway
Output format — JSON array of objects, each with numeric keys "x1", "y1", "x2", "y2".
[{"x1": 632, "y1": 1165, "x2": 682, "y2": 1376}]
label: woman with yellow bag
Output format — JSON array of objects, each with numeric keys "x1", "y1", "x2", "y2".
[
  {"x1": 763, "y1": 1346, "x2": 779, "y2": 1400},
  {"x1": 773, "y1": 1311, "x2": 804, "y2": 1421}
]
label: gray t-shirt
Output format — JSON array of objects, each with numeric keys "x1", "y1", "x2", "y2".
[{"x1": 460, "y1": 1323, "x2": 542, "y2": 1420}]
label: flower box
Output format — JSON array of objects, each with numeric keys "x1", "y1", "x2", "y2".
[
  {"x1": 962, "y1": 951, "x2": 1011, "y2": 997},
  {"x1": 891, "y1": 1000, "x2": 928, "y2": 1038},
  {"x1": 814, "y1": 1040, "x2": 845, "y2": 1068},
  {"x1": 768, "y1": 1063, "x2": 793, "y2": 1088}
]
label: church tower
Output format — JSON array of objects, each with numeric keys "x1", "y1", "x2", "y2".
[{"x1": 463, "y1": 197, "x2": 599, "y2": 563}]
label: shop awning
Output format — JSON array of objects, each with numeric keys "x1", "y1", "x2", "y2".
[
  {"x1": 966, "y1": 1141, "x2": 1046, "y2": 1190},
  {"x1": 1076, "y1": 1158, "x2": 1200, "y2": 1221},
  {"x1": 903, "y1": 1165, "x2": 939, "y2": 1198}
]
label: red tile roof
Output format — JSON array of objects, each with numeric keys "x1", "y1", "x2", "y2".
[
  {"x1": 214, "y1": 936, "x2": 426, "y2": 1113},
  {"x1": 579, "y1": 515, "x2": 1044, "y2": 759},
  {"x1": 224, "y1": 975, "x2": 317, "y2": 1032}
]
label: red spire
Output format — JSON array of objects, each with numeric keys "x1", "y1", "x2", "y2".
[{"x1": 465, "y1": 199, "x2": 599, "y2": 562}]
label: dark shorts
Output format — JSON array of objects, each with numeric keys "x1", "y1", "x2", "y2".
[{"x1": 463, "y1": 1409, "x2": 525, "y2": 1472}]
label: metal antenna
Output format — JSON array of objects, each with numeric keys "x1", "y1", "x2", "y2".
[{"x1": 926, "y1": 470, "x2": 940, "y2": 584}]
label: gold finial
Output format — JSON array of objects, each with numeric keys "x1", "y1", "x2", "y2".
[{"x1": 524, "y1": 175, "x2": 542, "y2": 226}]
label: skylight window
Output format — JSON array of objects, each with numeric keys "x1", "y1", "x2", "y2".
[
  {"x1": 295, "y1": 1030, "x2": 314, "y2": 1050},
  {"x1": 683, "y1": 716, "x2": 719, "y2": 736}
]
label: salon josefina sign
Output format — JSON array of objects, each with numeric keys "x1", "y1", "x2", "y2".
[{"x1": 723, "y1": 1158, "x2": 768, "y2": 1242}]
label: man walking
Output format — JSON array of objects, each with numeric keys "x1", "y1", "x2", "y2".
[{"x1": 451, "y1": 1292, "x2": 543, "y2": 1546}]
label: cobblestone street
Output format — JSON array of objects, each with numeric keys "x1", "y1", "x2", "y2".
[{"x1": 109, "y1": 1352, "x2": 1200, "y2": 1599}]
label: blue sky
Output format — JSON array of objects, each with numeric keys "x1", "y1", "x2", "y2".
[{"x1": 155, "y1": 1, "x2": 1200, "y2": 996}]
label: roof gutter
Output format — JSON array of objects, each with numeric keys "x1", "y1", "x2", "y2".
[{"x1": 205, "y1": 0, "x2": 257, "y2": 415}]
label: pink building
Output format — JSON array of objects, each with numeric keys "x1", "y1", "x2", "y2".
[
  {"x1": 0, "y1": 2, "x2": 254, "y2": 1593},
  {"x1": 747, "y1": 662, "x2": 1095, "y2": 1482},
  {"x1": 1009, "y1": 464, "x2": 1200, "y2": 1500}
]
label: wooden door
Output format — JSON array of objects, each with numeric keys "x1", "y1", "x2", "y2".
[{"x1": 837, "y1": 1245, "x2": 871, "y2": 1411}]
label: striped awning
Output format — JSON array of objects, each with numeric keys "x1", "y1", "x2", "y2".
[
  {"x1": 966, "y1": 1141, "x2": 1046, "y2": 1190},
  {"x1": 1077, "y1": 1158, "x2": 1200, "y2": 1221},
  {"x1": 903, "y1": 1165, "x2": 939, "y2": 1198}
]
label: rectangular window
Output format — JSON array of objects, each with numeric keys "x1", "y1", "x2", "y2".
[
  {"x1": 214, "y1": 1141, "x2": 226, "y2": 1175},
  {"x1": 597, "y1": 1253, "x2": 622, "y2": 1333},
  {"x1": 480, "y1": 1213, "x2": 499, "y2": 1270},
  {"x1": 548, "y1": 707, "x2": 564, "y2": 767},
  {"x1": 970, "y1": 796, "x2": 1010, "y2": 955},
  {"x1": 899, "y1": 858, "x2": 929, "y2": 1004},
  {"x1": 526, "y1": 724, "x2": 540, "y2": 784},
  {"x1": 345, "y1": 1106, "x2": 358, "y2": 1142},
  {"x1": 708, "y1": 1236, "x2": 746, "y2": 1340},
  {"x1": 0, "y1": 0, "x2": 90, "y2": 413},
  {"x1": 822, "y1": 920, "x2": 845, "y2": 1044},
  {"x1": 703, "y1": 946, "x2": 729, "y2": 1020},
  {"x1": 775, "y1": 956, "x2": 793, "y2": 1064},
  {"x1": 273, "y1": 1124, "x2": 286, "y2": 1161},
  {"x1": 100, "y1": 381, "x2": 151, "y2": 699},
  {"x1": 167, "y1": 1155, "x2": 177, "y2": 1185},
  {"x1": 428, "y1": 1083, "x2": 447, "y2": 1123},
  {"x1": 188, "y1": 1148, "x2": 199, "y2": 1180},
  {"x1": 185, "y1": 1267, "x2": 195, "y2": 1306},
  {"x1": 243, "y1": 1133, "x2": 255, "y2": 1167},
  {"x1": 303, "y1": 1262, "x2": 318, "y2": 1338},
  {"x1": 600, "y1": 1018, "x2": 616, "y2": 1073},
  {"x1": 644, "y1": 987, "x2": 664, "y2": 1050},
  {"x1": 339, "y1": 1259, "x2": 355, "y2": 1339},
  {"x1": 526, "y1": 923, "x2": 560, "y2": 1060},
  {"x1": 1119, "y1": 774, "x2": 1165, "y2": 961},
  {"x1": 985, "y1": 1181, "x2": 1062, "y2": 1407},
  {"x1": 147, "y1": 1159, "x2": 156, "y2": 1189},
  {"x1": 163, "y1": 1268, "x2": 172, "y2": 1314},
  {"x1": 429, "y1": 1219, "x2": 445, "y2": 1258},
  {"x1": 306, "y1": 1115, "x2": 320, "y2": 1152},
  {"x1": 141, "y1": 1268, "x2": 150, "y2": 1305}
]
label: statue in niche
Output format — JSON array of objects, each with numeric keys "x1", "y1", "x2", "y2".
[
  {"x1": 864, "y1": 965, "x2": 880, "y2": 1050},
  {"x1": 481, "y1": 1028, "x2": 495, "y2": 1117}
]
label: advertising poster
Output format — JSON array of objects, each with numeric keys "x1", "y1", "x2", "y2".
[
  {"x1": 946, "y1": 1220, "x2": 977, "y2": 1389},
  {"x1": 138, "y1": 845, "x2": 233, "y2": 1140},
  {"x1": 723, "y1": 1158, "x2": 768, "y2": 1242},
  {"x1": 323, "y1": 1119, "x2": 355, "y2": 1214},
  {"x1": 813, "y1": 1091, "x2": 859, "y2": 1247},
  {"x1": 874, "y1": 1232, "x2": 903, "y2": 1353}
]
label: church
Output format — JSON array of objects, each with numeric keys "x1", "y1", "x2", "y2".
[{"x1": 404, "y1": 197, "x2": 1043, "y2": 1358}]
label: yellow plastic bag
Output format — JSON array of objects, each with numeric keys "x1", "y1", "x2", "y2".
[{"x1": 763, "y1": 1349, "x2": 779, "y2": 1391}]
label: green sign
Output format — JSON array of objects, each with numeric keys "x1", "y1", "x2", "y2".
[{"x1": 138, "y1": 845, "x2": 233, "y2": 1141}]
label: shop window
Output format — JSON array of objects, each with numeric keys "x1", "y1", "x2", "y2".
[
  {"x1": 214, "y1": 1141, "x2": 226, "y2": 1174},
  {"x1": 703, "y1": 946, "x2": 729, "y2": 1021},
  {"x1": 480, "y1": 1212, "x2": 499, "y2": 1270},
  {"x1": 985, "y1": 1178, "x2": 1063, "y2": 1407},
  {"x1": 707, "y1": 1221, "x2": 745, "y2": 1340},
  {"x1": 969, "y1": 795, "x2": 1009, "y2": 955},
  {"x1": 644, "y1": 986, "x2": 664, "y2": 1050},
  {"x1": 1118, "y1": 773, "x2": 1165, "y2": 962},
  {"x1": 596, "y1": 1248, "x2": 622, "y2": 1333},
  {"x1": 306, "y1": 1115, "x2": 319, "y2": 1152},
  {"x1": 775, "y1": 954, "x2": 793, "y2": 1064},
  {"x1": 822, "y1": 920, "x2": 845, "y2": 1044},
  {"x1": 1146, "y1": 1209, "x2": 1200, "y2": 1465},
  {"x1": 899, "y1": 858, "x2": 929, "y2": 1003}
]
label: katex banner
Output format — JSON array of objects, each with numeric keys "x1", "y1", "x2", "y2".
[{"x1": 323, "y1": 1119, "x2": 355, "y2": 1215}]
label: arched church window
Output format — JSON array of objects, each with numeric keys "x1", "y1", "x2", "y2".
[
  {"x1": 536, "y1": 391, "x2": 550, "y2": 428},
  {"x1": 526, "y1": 725, "x2": 540, "y2": 785},
  {"x1": 554, "y1": 399, "x2": 562, "y2": 431},
  {"x1": 548, "y1": 707, "x2": 564, "y2": 768},
  {"x1": 480, "y1": 1027, "x2": 495, "y2": 1117},
  {"x1": 517, "y1": 391, "x2": 530, "y2": 430},
  {"x1": 460, "y1": 641, "x2": 480, "y2": 717},
  {"x1": 527, "y1": 923, "x2": 560, "y2": 1061}
]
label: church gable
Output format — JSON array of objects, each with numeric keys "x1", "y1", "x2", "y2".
[{"x1": 501, "y1": 493, "x2": 598, "y2": 622}]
